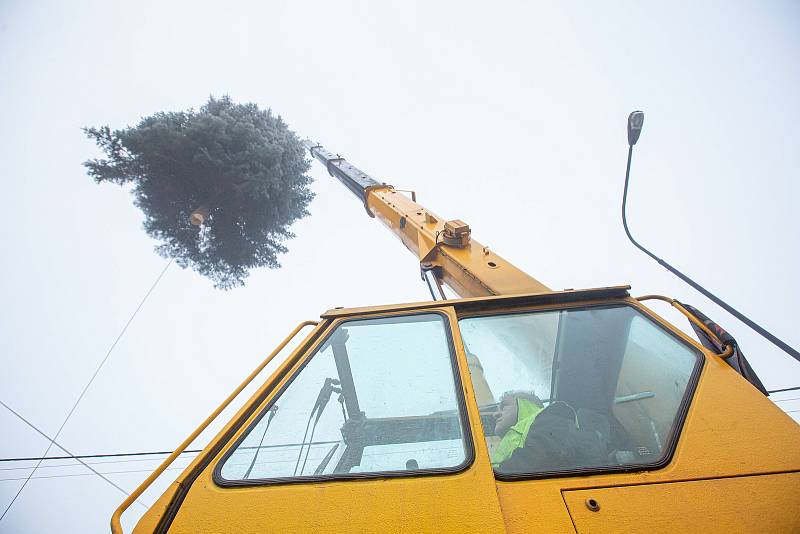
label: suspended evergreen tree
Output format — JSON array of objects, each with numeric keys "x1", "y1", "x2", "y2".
[{"x1": 83, "y1": 96, "x2": 313, "y2": 289}]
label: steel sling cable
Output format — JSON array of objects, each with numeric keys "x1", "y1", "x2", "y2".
[{"x1": 0, "y1": 259, "x2": 172, "y2": 522}]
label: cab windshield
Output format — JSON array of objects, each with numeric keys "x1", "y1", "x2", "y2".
[
  {"x1": 459, "y1": 304, "x2": 701, "y2": 477},
  {"x1": 217, "y1": 304, "x2": 700, "y2": 485},
  {"x1": 217, "y1": 313, "x2": 470, "y2": 483}
]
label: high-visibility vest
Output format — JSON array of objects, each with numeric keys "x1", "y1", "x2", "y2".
[{"x1": 491, "y1": 398, "x2": 544, "y2": 466}]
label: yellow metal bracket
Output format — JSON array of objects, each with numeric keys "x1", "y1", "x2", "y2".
[
  {"x1": 362, "y1": 184, "x2": 393, "y2": 217},
  {"x1": 110, "y1": 320, "x2": 319, "y2": 534}
]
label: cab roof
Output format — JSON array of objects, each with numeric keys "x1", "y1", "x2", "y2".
[{"x1": 321, "y1": 285, "x2": 632, "y2": 319}]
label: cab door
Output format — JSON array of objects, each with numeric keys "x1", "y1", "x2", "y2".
[
  {"x1": 456, "y1": 300, "x2": 707, "y2": 533},
  {"x1": 455, "y1": 298, "x2": 800, "y2": 534},
  {"x1": 146, "y1": 308, "x2": 506, "y2": 533}
]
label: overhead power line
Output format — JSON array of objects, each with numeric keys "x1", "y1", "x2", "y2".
[
  {"x1": 0, "y1": 465, "x2": 189, "y2": 483},
  {"x1": 0, "y1": 449, "x2": 203, "y2": 464},
  {"x1": 0, "y1": 259, "x2": 172, "y2": 523},
  {"x1": 0, "y1": 400, "x2": 137, "y2": 504},
  {"x1": 0, "y1": 455, "x2": 201, "y2": 472},
  {"x1": 769, "y1": 386, "x2": 800, "y2": 394}
]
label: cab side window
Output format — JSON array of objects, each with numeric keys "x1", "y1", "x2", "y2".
[
  {"x1": 458, "y1": 305, "x2": 699, "y2": 477},
  {"x1": 218, "y1": 313, "x2": 470, "y2": 483}
]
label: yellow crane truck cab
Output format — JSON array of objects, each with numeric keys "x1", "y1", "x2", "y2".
[{"x1": 114, "y1": 143, "x2": 800, "y2": 534}]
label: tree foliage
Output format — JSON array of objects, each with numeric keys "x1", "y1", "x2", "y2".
[{"x1": 84, "y1": 96, "x2": 313, "y2": 289}]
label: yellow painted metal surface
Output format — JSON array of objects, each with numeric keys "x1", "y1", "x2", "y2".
[
  {"x1": 130, "y1": 320, "x2": 331, "y2": 534},
  {"x1": 366, "y1": 188, "x2": 549, "y2": 297},
  {"x1": 167, "y1": 466, "x2": 507, "y2": 533},
  {"x1": 489, "y1": 299, "x2": 800, "y2": 534},
  {"x1": 137, "y1": 308, "x2": 508, "y2": 533},
  {"x1": 127, "y1": 295, "x2": 800, "y2": 533},
  {"x1": 113, "y1": 321, "x2": 321, "y2": 533},
  {"x1": 118, "y1": 142, "x2": 800, "y2": 533},
  {"x1": 563, "y1": 472, "x2": 800, "y2": 533}
]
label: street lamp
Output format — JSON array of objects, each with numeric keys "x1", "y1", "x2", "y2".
[{"x1": 622, "y1": 111, "x2": 799, "y2": 363}]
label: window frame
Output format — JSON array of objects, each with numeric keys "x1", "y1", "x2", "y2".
[
  {"x1": 213, "y1": 309, "x2": 476, "y2": 488},
  {"x1": 456, "y1": 300, "x2": 705, "y2": 482}
]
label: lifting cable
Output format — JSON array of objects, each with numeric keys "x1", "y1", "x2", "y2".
[{"x1": 0, "y1": 259, "x2": 172, "y2": 522}]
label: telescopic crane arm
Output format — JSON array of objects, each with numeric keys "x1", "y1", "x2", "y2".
[{"x1": 306, "y1": 142, "x2": 550, "y2": 298}]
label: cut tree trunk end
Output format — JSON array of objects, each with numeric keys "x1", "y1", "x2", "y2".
[{"x1": 189, "y1": 206, "x2": 211, "y2": 226}]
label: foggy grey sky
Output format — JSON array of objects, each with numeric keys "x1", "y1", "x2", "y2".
[{"x1": 1, "y1": 1, "x2": 799, "y2": 532}]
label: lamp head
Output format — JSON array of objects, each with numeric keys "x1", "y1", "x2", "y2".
[{"x1": 627, "y1": 111, "x2": 644, "y2": 146}]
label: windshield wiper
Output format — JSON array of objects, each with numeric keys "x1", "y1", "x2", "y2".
[
  {"x1": 293, "y1": 378, "x2": 341, "y2": 476},
  {"x1": 313, "y1": 443, "x2": 341, "y2": 475},
  {"x1": 243, "y1": 404, "x2": 279, "y2": 479}
]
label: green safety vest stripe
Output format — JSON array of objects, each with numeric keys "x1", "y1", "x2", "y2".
[{"x1": 490, "y1": 398, "x2": 544, "y2": 466}]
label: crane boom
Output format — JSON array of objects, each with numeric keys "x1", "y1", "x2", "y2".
[
  {"x1": 306, "y1": 142, "x2": 550, "y2": 298},
  {"x1": 117, "y1": 141, "x2": 800, "y2": 534}
]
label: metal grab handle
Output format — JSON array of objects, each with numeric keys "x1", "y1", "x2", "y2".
[
  {"x1": 636, "y1": 295, "x2": 733, "y2": 358},
  {"x1": 111, "y1": 320, "x2": 319, "y2": 534}
]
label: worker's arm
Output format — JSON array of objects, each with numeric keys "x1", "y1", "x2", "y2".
[{"x1": 306, "y1": 142, "x2": 549, "y2": 298}]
